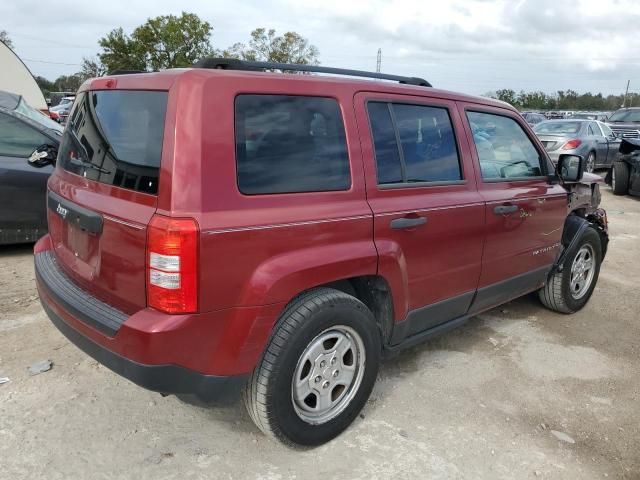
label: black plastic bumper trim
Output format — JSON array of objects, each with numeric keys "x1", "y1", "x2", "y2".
[
  {"x1": 41, "y1": 299, "x2": 247, "y2": 399},
  {"x1": 35, "y1": 250, "x2": 126, "y2": 336}
]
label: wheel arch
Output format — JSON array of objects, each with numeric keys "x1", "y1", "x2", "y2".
[{"x1": 551, "y1": 211, "x2": 608, "y2": 278}]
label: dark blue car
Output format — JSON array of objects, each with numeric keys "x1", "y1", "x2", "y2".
[{"x1": 0, "y1": 90, "x2": 63, "y2": 244}]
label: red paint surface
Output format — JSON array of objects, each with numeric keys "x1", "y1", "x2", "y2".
[{"x1": 40, "y1": 69, "x2": 579, "y2": 376}]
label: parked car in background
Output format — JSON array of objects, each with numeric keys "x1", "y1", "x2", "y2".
[
  {"x1": 572, "y1": 112, "x2": 612, "y2": 122},
  {"x1": 0, "y1": 90, "x2": 62, "y2": 244},
  {"x1": 572, "y1": 112, "x2": 597, "y2": 120},
  {"x1": 49, "y1": 92, "x2": 75, "y2": 108},
  {"x1": 534, "y1": 119, "x2": 619, "y2": 171},
  {"x1": 606, "y1": 138, "x2": 640, "y2": 196},
  {"x1": 521, "y1": 112, "x2": 546, "y2": 126},
  {"x1": 606, "y1": 107, "x2": 640, "y2": 139},
  {"x1": 51, "y1": 103, "x2": 72, "y2": 124},
  {"x1": 34, "y1": 60, "x2": 608, "y2": 447},
  {"x1": 49, "y1": 96, "x2": 75, "y2": 123},
  {"x1": 546, "y1": 111, "x2": 565, "y2": 119}
]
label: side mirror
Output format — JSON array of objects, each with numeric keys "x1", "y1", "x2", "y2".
[
  {"x1": 557, "y1": 154, "x2": 584, "y2": 182},
  {"x1": 28, "y1": 144, "x2": 57, "y2": 168}
]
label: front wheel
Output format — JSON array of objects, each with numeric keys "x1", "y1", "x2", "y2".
[
  {"x1": 539, "y1": 227, "x2": 602, "y2": 314},
  {"x1": 244, "y1": 288, "x2": 381, "y2": 447},
  {"x1": 611, "y1": 161, "x2": 630, "y2": 195},
  {"x1": 585, "y1": 152, "x2": 596, "y2": 173}
]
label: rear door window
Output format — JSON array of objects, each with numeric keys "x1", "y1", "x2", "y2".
[
  {"x1": 58, "y1": 90, "x2": 168, "y2": 194},
  {"x1": 367, "y1": 101, "x2": 462, "y2": 185},
  {"x1": 235, "y1": 95, "x2": 350, "y2": 194}
]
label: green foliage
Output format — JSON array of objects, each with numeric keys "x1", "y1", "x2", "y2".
[
  {"x1": 486, "y1": 89, "x2": 639, "y2": 111},
  {"x1": 221, "y1": 28, "x2": 319, "y2": 65},
  {"x1": 98, "y1": 12, "x2": 213, "y2": 72},
  {"x1": 0, "y1": 30, "x2": 12, "y2": 48},
  {"x1": 35, "y1": 74, "x2": 82, "y2": 96},
  {"x1": 80, "y1": 56, "x2": 107, "y2": 80},
  {"x1": 36, "y1": 14, "x2": 321, "y2": 96},
  {"x1": 98, "y1": 27, "x2": 146, "y2": 72}
]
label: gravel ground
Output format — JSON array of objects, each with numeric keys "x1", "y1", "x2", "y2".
[{"x1": 0, "y1": 187, "x2": 638, "y2": 480}]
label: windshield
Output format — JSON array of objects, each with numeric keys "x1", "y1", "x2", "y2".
[
  {"x1": 608, "y1": 109, "x2": 640, "y2": 122},
  {"x1": 534, "y1": 121, "x2": 582, "y2": 134},
  {"x1": 14, "y1": 97, "x2": 63, "y2": 134}
]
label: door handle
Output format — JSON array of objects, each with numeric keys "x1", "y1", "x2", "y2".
[
  {"x1": 390, "y1": 216, "x2": 427, "y2": 230},
  {"x1": 493, "y1": 204, "x2": 519, "y2": 215}
]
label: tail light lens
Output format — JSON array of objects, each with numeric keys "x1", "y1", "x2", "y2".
[
  {"x1": 146, "y1": 215, "x2": 199, "y2": 314},
  {"x1": 562, "y1": 139, "x2": 582, "y2": 150}
]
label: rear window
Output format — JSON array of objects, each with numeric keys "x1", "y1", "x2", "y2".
[
  {"x1": 534, "y1": 121, "x2": 582, "y2": 134},
  {"x1": 235, "y1": 95, "x2": 350, "y2": 194},
  {"x1": 58, "y1": 90, "x2": 167, "y2": 194}
]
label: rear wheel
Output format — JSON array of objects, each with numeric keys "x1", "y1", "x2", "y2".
[
  {"x1": 611, "y1": 161, "x2": 630, "y2": 195},
  {"x1": 585, "y1": 151, "x2": 596, "y2": 173},
  {"x1": 539, "y1": 227, "x2": 602, "y2": 313},
  {"x1": 244, "y1": 288, "x2": 381, "y2": 447}
]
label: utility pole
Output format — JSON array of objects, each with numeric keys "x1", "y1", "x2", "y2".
[
  {"x1": 376, "y1": 48, "x2": 382, "y2": 73},
  {"x1": 622, "y1": 79, "x2": 630, "y2": 107}
]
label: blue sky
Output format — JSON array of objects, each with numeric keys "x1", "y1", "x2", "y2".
[{"x1": 2, "y1": 0, "x2": 639, "y2": 96}]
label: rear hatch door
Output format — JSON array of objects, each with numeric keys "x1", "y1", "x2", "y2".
[{"x1": 47, "y1": 89, "x2": 168, "y2": 314}]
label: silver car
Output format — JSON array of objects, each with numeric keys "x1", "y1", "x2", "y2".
[{"x1": 534, "y1": 119, "x2": 620, "y2": 172}]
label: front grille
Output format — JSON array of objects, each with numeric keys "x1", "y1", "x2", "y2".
[
  {"x1": 35, "y1": 250, "x2": 127, "y2": 336},
  {"x1": 610, "y1": 127, "x2": 640, "y2": 139}
]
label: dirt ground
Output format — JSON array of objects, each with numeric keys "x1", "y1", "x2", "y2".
[{"x1": 1, "y1": 187, "x2": 639, "y2": 480}]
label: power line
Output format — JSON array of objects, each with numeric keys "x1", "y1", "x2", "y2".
[
  {"x1": 8, "y1": 31, "x2": 92, "y2": 49},
  {"x1": 22, "y1": 58, "x2": 83, "y2": 66}
]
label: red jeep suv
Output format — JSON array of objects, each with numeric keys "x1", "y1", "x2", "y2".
[{"x1": 33, "y1": 59, "x2": 608, "y2": 447}]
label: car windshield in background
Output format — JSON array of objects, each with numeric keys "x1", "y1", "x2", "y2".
[
  {"x1": 58, "y1": 90, "x2": 168, "y2": 194},
  {"x1": 608, "y1": 109, "x2": 640, "y2": 122},
  {"x1": 534, "y1": 121, "x2": 582, "y2": 134},
  {"x1": 13, "y1": 97, "x2": 63, "y2": 134}
]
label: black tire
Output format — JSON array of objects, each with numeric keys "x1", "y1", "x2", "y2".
[
  {"x1": 612, "y1": 161, "x2": 630, "y2": 195},
  {"x1": 244, "y1": 288, "x2": 381, "y2": 447},
  {"x1": 586, "y1": 151, "x2": 596, "y2": 173},
  {"x1": 539, "y1": 227, "x2": 602, "y2": 314}
]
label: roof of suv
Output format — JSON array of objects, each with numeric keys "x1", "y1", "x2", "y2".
[{"x1": 81, "y1": 68, "x2": 512, "y2": 111}]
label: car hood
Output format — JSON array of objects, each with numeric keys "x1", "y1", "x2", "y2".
[{"x1": 607, "y1": 121, "x2": 640, "y2": 129}]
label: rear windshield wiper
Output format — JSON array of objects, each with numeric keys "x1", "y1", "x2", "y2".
[
  {"x1": 68, "y1": 129, "x2": 112, "y2": 175},
  {"x1": 69, "y1": 157, "x2": 111, "y2": 175}
]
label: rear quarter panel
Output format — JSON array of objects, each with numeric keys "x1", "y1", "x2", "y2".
[{"x1": 167, "y1": 72, "x2": 377, "y2": 311}]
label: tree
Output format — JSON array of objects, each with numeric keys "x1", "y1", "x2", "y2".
[
  {"x1": 35, "y1": 76, "x2": 53, "y2": 94},
  {"x1": 98, "y1": 27, "x2": 147, "y2": 72},
  {"x1": 80, "y1": 56, "x2": 107, "y2": 80},
  {"x1": 223, "y1": 28, "x2": 319, "y2": 65},
  {"x1": 0, "y1": 30, "x2": 12, "y2": 48},
  {"x1": 97, "y1": 12, "x2": 213, "y2": 72},
  {"x1": 52, "y1": 74, "x2": 83, "y2": 92},
  {"x1": 493, "y1": 89, "x2": 519, "y2": 107}
]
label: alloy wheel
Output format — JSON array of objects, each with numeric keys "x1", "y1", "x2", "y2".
[
  {"x1": 570, "y1": 244, "x2": 596, "y2": 300},
  {"x1": 291, "y1": 325, "x2": 366, "y2": 425}
]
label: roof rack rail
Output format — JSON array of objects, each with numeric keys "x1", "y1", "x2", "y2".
[
  {"x1": 109, "y1": 69, "x2": 146, "y2": 75},
  {"x1": 193, "y1": 58, "x2": 432, "y2": 87}
]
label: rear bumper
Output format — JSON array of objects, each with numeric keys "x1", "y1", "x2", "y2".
[
  {"x1": 41, "y1": 299, "x2": 245, "y2": 399},
  {"x1": 34, "y1": 235, "x2": 285, "y2": 398}
]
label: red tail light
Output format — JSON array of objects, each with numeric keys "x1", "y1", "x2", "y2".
[
  {"x1": 562, "y1": 139, "x2": 582, "y2": 150},
  {"x1": 146, "y1": 215, "x2": 199, "y2": 314}
]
